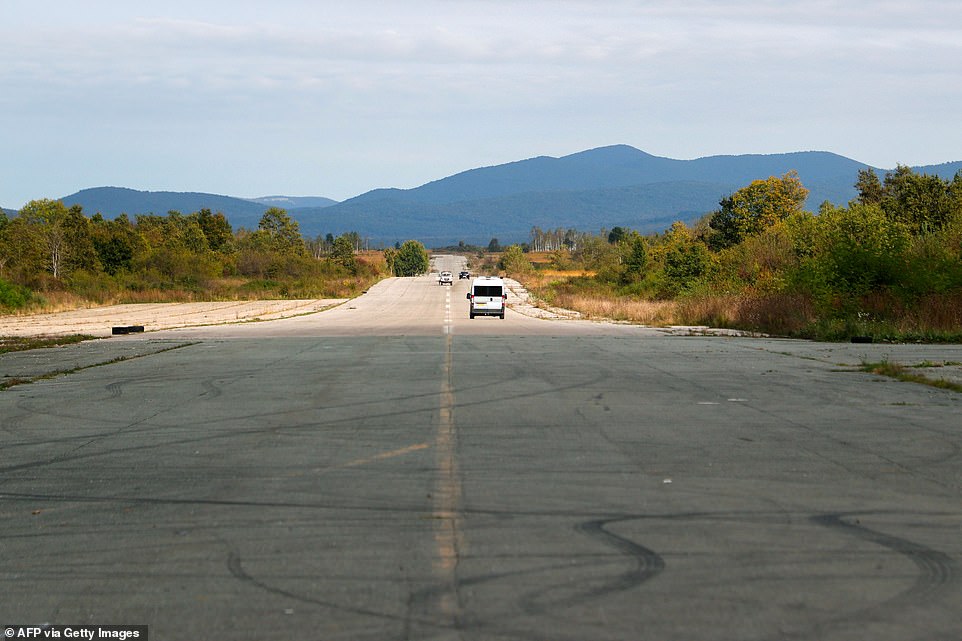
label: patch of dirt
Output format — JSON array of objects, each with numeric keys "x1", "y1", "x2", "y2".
[{"x1": 0, "y1": 299, "x2": 347, "y2": 337}]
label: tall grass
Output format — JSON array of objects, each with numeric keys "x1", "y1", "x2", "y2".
[
  {"x1": 548, "y1": 291, "x2": 678, "y2": 324},
  {"x1": 523, "y1": 275, "x2": 678, "y2": 324},
  {"x1": 675, "y1": 293, "x2": 817, "y2": 334},
  {"x1": 524, "y1": 271, "x2": 962, "y2": 341}
]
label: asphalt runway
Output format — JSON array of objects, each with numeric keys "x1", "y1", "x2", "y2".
[{"x1": 2, "y1": 256, "x2": 961, "y2": 640}]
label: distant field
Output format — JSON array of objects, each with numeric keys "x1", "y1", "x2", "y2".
[
  {"x1": 537, "y1": 269, "x2": 597, "y2": 278},
  {"x1": 525, "y1": 252, "x2": 596, "y2": 278}
]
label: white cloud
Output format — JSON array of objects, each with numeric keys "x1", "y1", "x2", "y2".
[{"x1": 1, "y1": 0, "x2": 961, "y2": 206}]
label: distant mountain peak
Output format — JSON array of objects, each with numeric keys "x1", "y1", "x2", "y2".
[{"x1": 563, "y1": 144, "x2": 657, "y2": 161}]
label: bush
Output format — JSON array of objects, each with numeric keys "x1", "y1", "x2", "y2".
[
  {"x1": 498, "y1": 245, "x2": 533, "y2": 276},
  {"x1": 0, "y1": 278, "x2": 35, "y2": 311}
]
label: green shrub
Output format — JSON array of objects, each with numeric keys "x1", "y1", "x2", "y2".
[{"x1": 0, "y1": 278, "x2": 35, "y2": 311}]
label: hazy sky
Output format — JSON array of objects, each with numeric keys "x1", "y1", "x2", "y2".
[{"x1": 2, "y1": 0, "x2": 961, "y2": 208}]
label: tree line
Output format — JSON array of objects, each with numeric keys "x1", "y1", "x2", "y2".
[
  {"x1": 0, "y1": 202, "x2": 387, "y2": 309},
  {"x1": 506, "y1": 166, "x2": 962, "y2": 340}
]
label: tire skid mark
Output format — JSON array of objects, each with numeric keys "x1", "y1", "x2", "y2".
[
  {"x1": 521, "y1": 517, "x2": 665, "y2": 614},
  {"x1": 0, "y1": 408, "x2": 28, "y2": 436},
  {"x1": 812, "y1": 513, "x2": 957, "y2": 604},
  {"x1": 104, "y1": 381, "x2": 124, "y2": 399},
  {"x1": 225, "y1": 549, "x2": 415, "y2": 625},
  {"x1": 199, "y1": 378, "x2": 223, "y2": 399}
]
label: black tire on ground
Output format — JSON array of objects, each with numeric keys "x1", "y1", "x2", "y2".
[{"x1": 112, "y1": 325, "x2": 145, "y2": 335}]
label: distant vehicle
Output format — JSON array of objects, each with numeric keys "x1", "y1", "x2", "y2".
[
  {"x1": 466, "y1": 276, "x2": 506, "y2": 319},
  {"x1": 459, "y1": 271, "x2": 470, "y2": 280},
  {"x1": 438, "y1": 271, "x2": 454, "y2": 286}
]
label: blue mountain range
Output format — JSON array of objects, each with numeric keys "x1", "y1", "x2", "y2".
[{"x1": 32, "y1": 145, "x2": 962, "y2": 246}]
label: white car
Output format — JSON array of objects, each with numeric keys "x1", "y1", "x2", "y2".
[{"x1": 438, "y1": 271, "x2": 454, "y2": 286}]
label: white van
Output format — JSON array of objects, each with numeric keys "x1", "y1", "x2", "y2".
[{"x1": 466, "y1": 276, "x2": 507, "y2": 319}]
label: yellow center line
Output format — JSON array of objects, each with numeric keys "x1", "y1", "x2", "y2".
[{"x1": 433, "y1": 330, "x2": 464, "y2": 623}]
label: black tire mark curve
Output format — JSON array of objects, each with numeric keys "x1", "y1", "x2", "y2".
[
  {"x1": 811, "y1": 513, "x2": 957, "y2": 604},
  {"x1": 226, "y1": 550, "x2": 407, "y2": 625},
  {"x1": 521, "y1": 517, "x2": 665, "y2": 614},
  {"x1": 577, "y1": 518, "x2": 666, "y2": 598}
]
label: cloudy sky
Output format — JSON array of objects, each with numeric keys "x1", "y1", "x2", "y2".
[{"x1": 2, "y1": 0, "x2": 961, "y2": 208}]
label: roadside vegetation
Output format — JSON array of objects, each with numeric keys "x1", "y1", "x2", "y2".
[
  {"x1": 0, "y1": 202, "x2": 393, "y2": 314},
  {"x1": 859, "y1": 360, "x2": 962, "y2": 393},
  {"x1": 0, "y1": 334, "x2": 96, "y2": 354},
  {"x1": 499, "y1": 166, "x2": 962, "y2": 342}
]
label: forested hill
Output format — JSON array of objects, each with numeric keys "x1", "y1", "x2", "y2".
[
  {"x1": 292, "y1": 146, "x2": 962, "y2": 245},
  {"x1": 22, "y1": 146, "x2": 962, "y2": 246},
  {"x1": 350, "y1": 146, "x2": 866, "y2": 205},
  {"x1": 59, "y1": 188, "x2": 285, "y2": 231}
]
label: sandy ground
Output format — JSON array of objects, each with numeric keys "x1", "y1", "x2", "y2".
[{"x1": 0, "y1": 299, "x2": 347, "y2": 337}]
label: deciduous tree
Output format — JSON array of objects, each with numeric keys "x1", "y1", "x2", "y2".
[
  {"x1": 330, "y1": 235, "x2": 358, "y2": 273},
  {"x1": 881, "y1": 165, "x2": 955, "y2": 234},
  {"x1": 256, "y1": 207, "x2": 305, "y2": 255},
  {"x1": 709, "y1": 171, "x2": 809, "y2": 249},
  {"x1": 392, "y1": 240, "x2": 429, "y2": 276},
  {"x1": 498, "y1": 244, "x2": 532, "y2": 275},
  {"x1": 17, "y1": 199, "x2": 96, "y2": 279}
]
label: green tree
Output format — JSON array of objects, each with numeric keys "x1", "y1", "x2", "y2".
[
  {"x1": 573, "y1": 235, "x2": 620, "y2": 274},
  {"x1": 392, "y1": 240, "x2": 429, "y2": 276},
  {"x1": 91, "y1": 215, "x2": 139, "y2": 275},
  {"x1": 798, "y1": 202, "x2": 909, "y2": 298},
  {"x1": 383, "y1": 247, "x2": 398, "y2": 275},
  {"x1": 0, "y1": 211, "x2": 12, "y2": 276},
  {"x1": 181, "y1": 218, "x2": 210, "y2": 254},
  {"x1": 881, "y1": 165, "x2": 955, "y2": 234},
  {"x1": 607, "y1": 226, "x2": 628, "y2": 244},
  {"x1": 330, "y1": 235, "x2": 358, "y2": 273},
  {"x1": 855, "y1": 167, "x2": 884, "y2": 205},
  {"x1": 17, "y1": 199, "x2": 96, "y2": 279},
  {"x1": 487, "y1": 238, "x2": 502, "y2": 253},
  {"x1": 709, "y1": 171, "x2": 809, "y2": 249},
  {"x1": 341, "y1": 231, "x2": 362, "y2": 251},
  {"x1": 498, "y1": 244, "x2": 532, "y2": 275},
  {"x1": 0, "y1": 216, "x2": 43, "y2": 281},
  {"x1": 193, "y1": 209, "x2": 234, "y2": 253},
  {"x1": 256, "y1": 207, "x2": 305, "y2": 255},
  {"x1": 621, "y1": 234, "x2": 648, "y2": 283},
  {"x1": 660, "y1": 222, "x2": 712, "y2": 296}
]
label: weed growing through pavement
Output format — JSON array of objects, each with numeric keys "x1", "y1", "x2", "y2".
[{"x1": 859, "y1": 360, "x2": 962, "y2": 393}]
